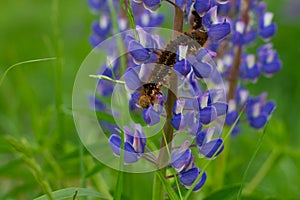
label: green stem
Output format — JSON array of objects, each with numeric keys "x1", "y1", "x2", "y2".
[
  {"x1": 242, "y1": 149, "x2": 280, "y2": 196},
  {"x1": 52, "y1": 0, "x2": 64, "y2": 144}
]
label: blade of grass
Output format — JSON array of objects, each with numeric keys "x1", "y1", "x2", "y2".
[
  {"x1": 155, "y1": 170, "x2": 180, "y2": 200},
  {"x1": 5, "y1": 136, "x2": 54, "y2": 200},
  {"x1": 0, "y1": 58, "x2": 56, "y2": 87},
  {"x1": 120, "y1": 0, "x2": 137, "y2": 39},
  {"x1": 52, "y1": 0, "x2": 65, "y2": 146},
  {"x1": 242, "y1": 149, "x2": 280, "y2": 196},
  {"x1": 237, "y1": 122, "x2": 275, "y2": 199}
]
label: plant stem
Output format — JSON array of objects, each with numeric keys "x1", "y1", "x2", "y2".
[
  {"x1": 227, "y1": 0, "x2": 251, "y2": 100},
  {"x1": 153, "y1": 4, "x2": 183, "y2": 200}
]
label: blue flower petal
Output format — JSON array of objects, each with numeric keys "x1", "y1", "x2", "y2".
[
  {"x1": 194, "y1": 0, "x2": 210, "y2": 15},
  {"x1": 133, "y1": 124, "x2": 146, "y2": 153},
  {"x1": 143, "y1": 0, "x2": 161, "y2": 11},
  {"x1": 247, "y1": 64, "x2": 260, "y2": 81},
  {"x1": 249, "y1": 114, "x2": 267, "y2": 129},
  {"x1": 185, "y1": 112, "x2": 202, "y2": 136},
  {"x1": 202, "y1": 6, "x2": 217, "y2": 28},
  {"x1": 92, "y1": 20, "x2": 110, "y2": 36},
  {"x1": 243, "y1": 30, "x2": 258, "y2": 45},
  {"x1": 176, "y1": 0, "x2": 186, "y2": 9},
  {"x1": 174, "y1": 60, "x2": 191, "y2": 76},
  {"x1": 172, "y1": 148, "x2": 192, "y2": 172},
  {"x1": 208, "y1": 22, "x2": 231, "y2": 41},
  {"x1": 225, "y1": 110, "x2": 238, "y2": 126},
  {"x1": 124, "y1": 126, "x2": 134, "y2": 144},
  {"x1": 211, "y1": 102, "x2": 228, "y2": 116},
  {"x1": 124, "y1": 67, "x2": 143, "y2": 90},
  {"x1": 262, "y1": 101, "x2": 275, "y2": 115},
  {"x1": 179, "y1": 168, "x2": 207, "y2": 191},
  {"x1": 109, "y1": 134, "x2": 122, "y2": 156},
  {"x1": 129, "y1": 92, "x2": 140, "y2": 110},
  {"x1": 88, "y1": 0, "x2": 105, "y2": 11},
  {"x1": 143, "y1": 105, "x2": 160, "y2": 126},
  {"x1": 171, "y1": 114, "x2": 183, "y2": 130},
  {"x1": 199, "y1": 138, "x2": 224, "y2": 158},
  {"x1": 192, "y1": 61, "x2": 212, "y2": 78},
  {"x1": 199, "y1": 106, "x2": 217, "y2": 125},
  {"x1": 124, "y1": 142, "x2": 140, "y2": 163},
  {"x1": 196, "y1": 129, "x2": 207, "y2": 146},
  {"x1": 261, "y1": 61, "x2": 282, "y2": 75},
  {"x1": 108, "y1": 134, "x2": 140, "y2": 163},
  {"x1": 128, "y1": 40, "x2": 151, "y2": 63},
  {"x1": 260, "y1": 23, "x2": 276, "y2": 40},
  {"x1": 89, "y1": 33, "x2": 102, "y2": 47}
]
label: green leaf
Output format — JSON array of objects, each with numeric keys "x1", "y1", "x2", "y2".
[
  {"x1": 34, "y1": 188, "x2": 108, "y2": 200},
  {"x1": 120, "y1": 0, "x2": 137, "y2": 39}
]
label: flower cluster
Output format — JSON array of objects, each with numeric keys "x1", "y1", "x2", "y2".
[
  {"x1": 171, "y1": 127, "x2": 224, "y2": 191},
  {"x1": 88, "y1": 0, "x2": 164, "y2": 47},
  {"x1": 118, "y1": 1, "x2": 230, "y2": 191},
  {"x1": 88, "y1": 0, "x2": 281, "y2": 194},
  {"x1": 211, "y1": 0, "x2": 281, "y2": 132}
]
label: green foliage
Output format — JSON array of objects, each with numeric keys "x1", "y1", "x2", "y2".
[{"x1": 0, "y1": 0, "x2": 300, "y2": 199}]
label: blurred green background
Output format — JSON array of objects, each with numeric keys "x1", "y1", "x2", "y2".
[{"x1": 0, "y1": 0, "x2": 300, "y2": 199}]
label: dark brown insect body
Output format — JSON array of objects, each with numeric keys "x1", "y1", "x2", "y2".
[
  {"x1": 138, "y1": 10, "x2": 208, "y2": 109},
  {"x1": 138, "y1": 83, "x2": 162, "y2": 108}
]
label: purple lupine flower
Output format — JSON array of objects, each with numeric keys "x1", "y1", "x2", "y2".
[
  {"x1": 171, "y1": 100, "x2": 186, "y2": 130},
  {"x1": 225, "y1": 99, "x2": 239, "y2": 126},
  {"x1": 246, "y1": 93, "x2": 275, "y2": 129},
  {"x1": 172, "y1": 148, "x2": 194, "y2": 172},
  {"x1": 179, "y1": 168, "x2": 207, "y2": 191},
  {"x1": 109, "y1": 124, "x2": 146, "y2": 163},
  {"x1": 258, "y1": 10, "x2": 276, "y2": 40},
  {"x1": 257, "y1": 44, "x2": 282, "y2": 76},
  {"x1": 239, "y1": 54, "x2": 260, "y2": 82},
  {"x1": 207, "y1": 21, "x2": 231, "y2": 41},
  {"x1": 88, "y1": 0, "x2": 164, "y2": 47},
  {"x1": 199, "y1": 138, "x2": 224, "y2": 158},
  {"x1": 171, "y1": 141, "x2": 207, "y2": 191},
  {"x1": 87, "y1": 0, "x2": 281, "y2": 193},
  {"x1": 196, "y1": 127, "x2": 224, "y2": 158}
]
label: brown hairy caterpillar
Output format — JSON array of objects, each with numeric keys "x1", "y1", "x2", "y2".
[{"x1": 138, "y1": 10, "x2": 208, "y2": 109}]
